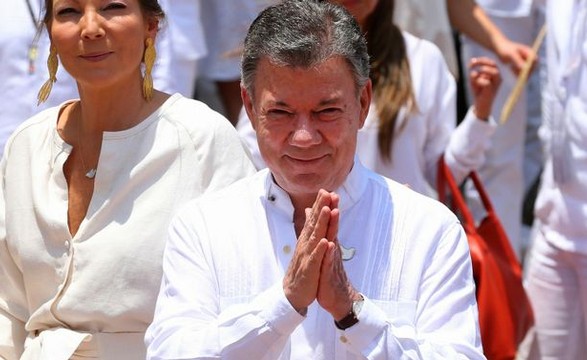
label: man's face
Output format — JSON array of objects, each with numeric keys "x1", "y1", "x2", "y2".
[{"x1": 243, "y1": 56, "x2": 371, "y2": 201}]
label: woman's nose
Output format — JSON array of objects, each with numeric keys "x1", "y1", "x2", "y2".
[{"x1": 80, "y1": 10, "x2": 105, "y2": 40}]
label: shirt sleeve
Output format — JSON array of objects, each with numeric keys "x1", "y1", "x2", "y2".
[
  {"x1": 444, "y1": 107, "x2": 497, "y2": 184},
  {"x1": 0, "y1": 154, "x2": 28, "y2": 360},
  {"x1": 420, "y1": 41, "x2": 457, "y2": 189},
  {"x1": 145, "y1": 206, "x2": 305, "y2": 360},
  {"x1": 338, "y1": 222, "x2": 484, "y2": 359}
]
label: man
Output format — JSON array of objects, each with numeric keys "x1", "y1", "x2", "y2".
[{"x1": 146, "y1": 1, "x2": 483, "y2": 358}]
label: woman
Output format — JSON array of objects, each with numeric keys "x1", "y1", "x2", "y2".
[
  {"x1": 0, "y1": 0, "x2": 255, "y2": 358},
  {"x1": 237, "y1": 0, "x2": 501, "y2": 198}
]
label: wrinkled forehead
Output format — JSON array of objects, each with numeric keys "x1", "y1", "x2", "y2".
[{"x1": 250, "y1": 55, "x2": 362, "y2": 100}]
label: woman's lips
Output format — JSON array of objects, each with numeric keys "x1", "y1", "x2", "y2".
[{"x1": 80, "y1": 52, "x2": 112, "y2": 62}]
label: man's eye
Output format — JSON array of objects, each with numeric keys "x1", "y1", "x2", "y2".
[
  {"x1": 317, "y1": 108, "x2": 341, "y2": 120},
  {"x1": 267, "y1": 109, "x2": 292, "y2": 117}
]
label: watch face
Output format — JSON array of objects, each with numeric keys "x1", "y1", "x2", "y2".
[{"x1": 353, "y1": 297, "x2": 364, "y2": 316}]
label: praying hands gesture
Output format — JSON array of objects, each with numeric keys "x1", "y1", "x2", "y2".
[{"x1": 283, "y1": 189, "x2": 361, "y2": 321}]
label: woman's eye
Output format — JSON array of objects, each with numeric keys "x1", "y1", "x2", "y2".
[
  {"x1": 55, "y1": 7, "x2": 77, "y2": 16},
  {"x1": 104, "y1": 2, "x2": 126, "y2": 10}
]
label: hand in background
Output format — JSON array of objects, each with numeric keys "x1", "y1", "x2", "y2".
[
  {"x1": 469, "y1": 57, "x2": 502, "y2": 120},
  {"x1": 493, "y1": 37, "x2": 535, "y2": 76}
]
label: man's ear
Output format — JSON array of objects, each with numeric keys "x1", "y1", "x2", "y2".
[
  {"x1": 358, "y1": 79, "x2": 372, "y2": 129},
  {"x1": 241, "y1": 85, "x2": 257, "y2": 131}
]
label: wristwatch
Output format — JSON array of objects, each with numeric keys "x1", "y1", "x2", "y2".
[{"x1": 334, "y1": 294, "x2": 364, "y2": 330}]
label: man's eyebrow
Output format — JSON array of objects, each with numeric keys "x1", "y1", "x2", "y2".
[{"x1": 265, "y1": 97, "x2": 342, "y2": 108}]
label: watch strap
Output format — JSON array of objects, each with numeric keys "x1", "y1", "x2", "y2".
[{"x1": 334, "y1": 295, "x2": 364, "y2": 330}]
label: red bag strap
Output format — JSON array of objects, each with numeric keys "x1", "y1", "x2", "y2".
[
  {"x1": 437, "y1": 156, "x2": 522, "y2": 268},
  {"x1": 437, "y1": 156, "x2": 493, "y2": 233}
]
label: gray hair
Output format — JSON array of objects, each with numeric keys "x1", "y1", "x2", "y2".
[{"x1": 241, "y1": 0, "x2": 370, "y2": 96}]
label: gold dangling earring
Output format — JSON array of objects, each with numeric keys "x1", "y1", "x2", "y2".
[
  {"x1": 37, "y1": 45, "x2": 58, "y2": 105},
  {"x1": 143, "y1": 38, "x2": 156, "y2": 101}
]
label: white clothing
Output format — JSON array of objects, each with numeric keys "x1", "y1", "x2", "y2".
[
  {"x1": 524, "y1": 227, "x2": 587, "y2": 359},
  {"x1": 0, "y1": 94, "x2": 255, "y2": 359},
  {"x1": 146, "y1": 162, "x2": 484, "y2": 359},
  {"x1": 237, "y1": 33, "x2": 496, "y2": 198},
  {"x1": 0, "y1": 0, "x2": 78, "y2": 158},
  {"x1": 153, "y1": 0, "x2": 207, "y2": 97},
  {"x1": 393, "y1": 0, "x2": 458, "y2": 77},
  {"x1": 460, "y1": 6, "x2": 540, "y2": 258},
  {"x1": 477, "y1": 0, "x2": 534, "y2": 17},
  {"x1": 523, "y1": 0, "x2": 587, "y2": 358},
  {"x1": 198, "y1": 0, "x2": 273, "y2": 81}
]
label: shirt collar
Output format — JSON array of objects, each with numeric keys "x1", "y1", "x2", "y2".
[{"x1": 263, "y1": 157, "x2": 369, "y2": 217}]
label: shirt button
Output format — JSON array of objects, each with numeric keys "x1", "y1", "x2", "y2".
[
  {"x1": 64, "y1": 240, "x2": 70, "y2": 248},
  {"x1": 340, "y1": 335, "x2": 348, "y2": 343},
  {"x1": 283, "y1": 245, "x2": 291, "y2": 254}
]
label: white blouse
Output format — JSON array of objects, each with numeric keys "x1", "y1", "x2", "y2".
[{"x1": 0, "y1": 94, "x2": 255, "y2": 359}]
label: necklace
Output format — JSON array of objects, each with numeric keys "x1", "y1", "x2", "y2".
[
  {"x1": 74, "y1": 105, "x2": 98, "y2": 180},
  {"x1": 25, "y1": 0, "x2": 43, "y2": 74}
]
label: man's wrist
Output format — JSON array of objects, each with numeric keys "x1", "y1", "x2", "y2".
[{"x1": 334, "y1": 293, "x2": 364, "y2": 330}]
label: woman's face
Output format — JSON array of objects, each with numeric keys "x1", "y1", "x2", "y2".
[
  {"x1": 328, "y1": 0, "x2": 379, "y2": 29},
  {"x1": 49, "y1": 0, "x2": 157, "y2": 89}
]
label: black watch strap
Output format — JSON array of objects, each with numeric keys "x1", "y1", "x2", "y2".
[
  {"x1": 334, "y1": 295, "x2": 364, "y2": 330},
  {"x1": 334, "y1": 308, "x2": 359, "y2": 330}
]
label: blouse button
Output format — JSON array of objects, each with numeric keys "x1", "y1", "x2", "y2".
[
  {"x1": 283, "y1": 245, "x2": 291, "y2": 254},
  {"x1": 339, "y1": 335, "x2": 348, "y2": 343}
]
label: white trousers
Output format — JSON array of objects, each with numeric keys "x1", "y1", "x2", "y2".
[{"x1": 522, "y1": 227, "x2": 587, "y2": 360}]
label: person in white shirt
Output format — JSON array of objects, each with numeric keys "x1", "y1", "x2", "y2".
[
  {"x1": 196, "y1": 0, "x2": 275, "y2": 125},
  {"x1": 460, "y1": 0, "x2": 545, "y2": 259},
  {"x1": 0, "y1": 0, "x2": 254, "y2": 358},
  {"x1": 152, "y1": 0, "x2": 207, "y2": 98},
  {"x1": 522, "y1": 0, "x2": 587, "y2": 358},
  {"x1": 146, "y1": 1, "x2": 484, "y2": 358}
]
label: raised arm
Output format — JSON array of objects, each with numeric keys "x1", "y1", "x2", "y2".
[{"x1": 446, "y1": 0, "x2": 533, "y2": 75}]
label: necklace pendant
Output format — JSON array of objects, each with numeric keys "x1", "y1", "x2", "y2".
[
  {"x1": 340, "y1": 244, "x2": 356, "y2": 261},
  {"x1": 85, "y1": 168, "x2": 97, "y2": 179}
]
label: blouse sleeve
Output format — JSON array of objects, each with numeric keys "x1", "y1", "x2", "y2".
[
  {"x1": 420, "y1": 39, "x2": 457, "y2": 188},
  {"x1": 0, "y1": 154, "x2": 28, "y2": 360},
  {"x1": 196, "y1": 114, "x2": 257, "y2": 194},
  {"x1": 417, "y1": 37, "x2": 496, "y2": 187}
]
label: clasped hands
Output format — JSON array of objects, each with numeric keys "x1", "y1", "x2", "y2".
[{"x1": 283, "y1": 189, "x2": 361, "y2": 321}]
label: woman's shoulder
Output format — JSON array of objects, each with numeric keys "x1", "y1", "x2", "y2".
[
  {"x1": 159, "y1": 94, "x2": 235, "y2": 133},
  {"x1": 402, "y1": 31, "x2": 448, "y2": 69},
  {"x1": 5, "y1": 101, "x2": 73, "y2": 153}
]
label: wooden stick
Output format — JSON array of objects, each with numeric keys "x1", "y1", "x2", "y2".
[{"x1": 499, "y1": 24, "x2": 547, "y2": 125}]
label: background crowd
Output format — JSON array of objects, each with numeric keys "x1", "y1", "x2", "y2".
[{"x1": 1, "y1": 0, "x2": 585, "y2": 359}]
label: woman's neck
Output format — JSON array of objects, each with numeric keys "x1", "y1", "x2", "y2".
[{"x1": 75, "y1": 80, "x2": 154, "y2": 133}]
